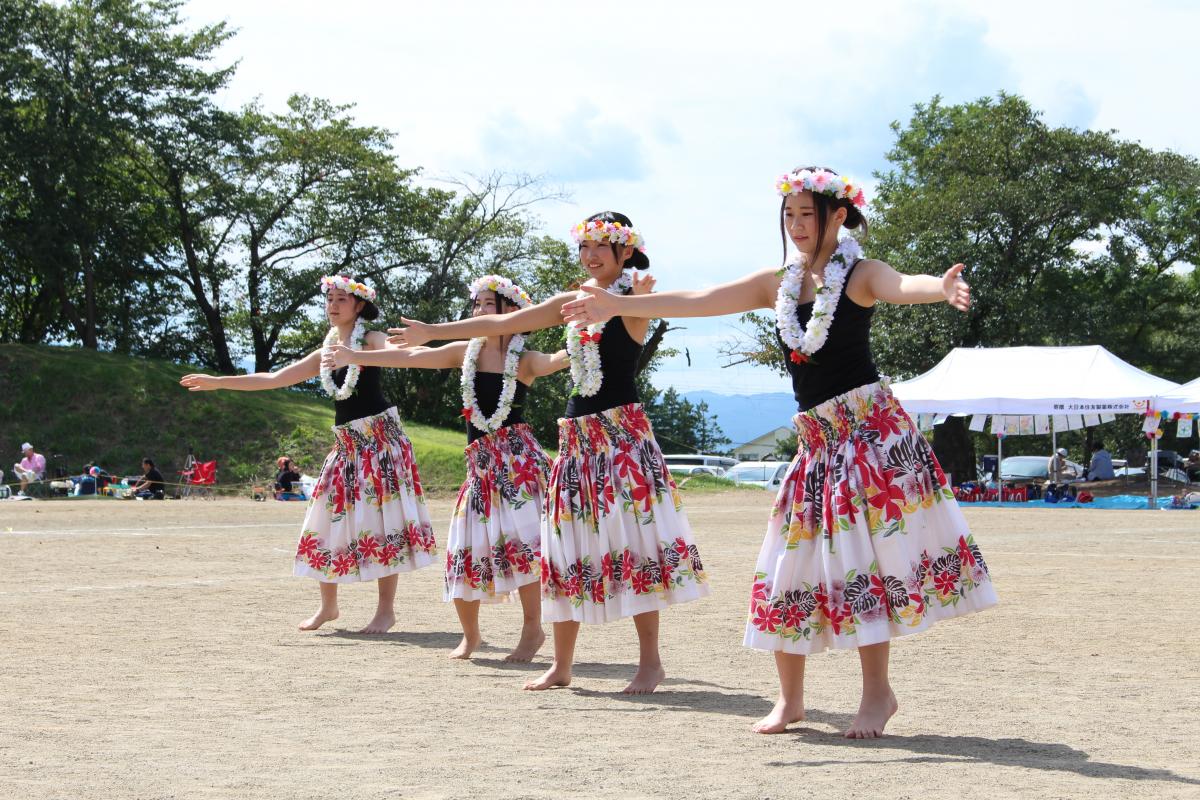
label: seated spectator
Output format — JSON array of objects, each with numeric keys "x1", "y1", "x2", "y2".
[
  {"x1": 1087, "y1": 441, "x2": 1115, "y2": 481},
  {"x1": 13, "y1": 442, "x2": 46, "y2": 496},
  {"x1": 274, "y1": 456, "x2": 304, "y2": 500},
  {"x1": 128, "y1": 458, "x2": 165, "y2": 500}
]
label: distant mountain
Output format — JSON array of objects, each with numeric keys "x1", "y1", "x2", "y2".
[{"x1": 681, "y1": 391, "x2": 797, "y2": 445}]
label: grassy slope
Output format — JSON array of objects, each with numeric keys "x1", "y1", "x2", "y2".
[
  {"x1": 0, "y1": 344, "x2": 466, "y2": 493},
  {"x1": 0, "y1": 344, "x2": 745, "y2": 497}
]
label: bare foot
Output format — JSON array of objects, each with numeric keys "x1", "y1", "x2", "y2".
[
  {"x1": 357, "y1": 611, "x2": 396, "y2": 635},
  {"x1": 844, "y1": 690, "x2": 898, "y2": 739},
  {"x1": 524, "y1": 663, "x2": 571, "y2": 691},
  {"x1": 298, "y1": 607, "x2": 339, "y2": 631},
  {"x1": 751, "y1": 696, "x2": 806, "y2": 734},
  {"x1": 504, "y1": 624, "x2": 546, "y2": 663},
  {"x1": 448, "y1": 633, "x2": 482, "y2": 659},
  {"x1": 622, "y1": 663, "x2": 665, "y2": 694}
]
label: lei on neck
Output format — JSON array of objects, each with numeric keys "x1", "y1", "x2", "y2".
[
  {"x1": 566, "y1": 269, "x2": 633, "y2": 397},
  {"x1": 320, "y1": 317, "x2": 366, "y2": 399},
  {"x1": 775, "y1": 237, "x2": 863, "y2": 364},
  {"x1": 461, "y1": 274, "x2": 533, "y2": 433}
]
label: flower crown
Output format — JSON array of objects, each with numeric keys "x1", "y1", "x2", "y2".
[
  {"x1": 570, "y1": 219, "x2": 646, "y2": 252},
  {"x1": 775, "y1": 168, "x2": 867, "y2": 209},
  {"x1": 320, "y1": 274, "x2": 377, "y2": 302},
  {"x1": 468, "y1": 274, "x2": 532, "y2": 309}
]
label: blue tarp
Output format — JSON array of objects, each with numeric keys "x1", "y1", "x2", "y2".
[{"x1": 958, "y1": 494, "x2": 1192, "y2": 510}]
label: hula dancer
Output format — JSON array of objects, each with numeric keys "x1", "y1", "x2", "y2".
[
  {"x1": 181, "y1": 275, "x2": 436, "y2": 633},
  {"x1": 390, "y1": 212, "x2": 710, "y2": 694},
  {"x1": 561, "y1": 169, "x2": 997, "y2": 735},
  {"x1": 324, "y1": 275, "x2": 567, "y2": 662}
]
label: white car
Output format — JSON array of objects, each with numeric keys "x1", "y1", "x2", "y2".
[
  {"x1": 663, "y1": 454, "x2": 739, "y2": 478},
  {"x1": 725, "y1": 461, "x2": 791, "y2": 491}
]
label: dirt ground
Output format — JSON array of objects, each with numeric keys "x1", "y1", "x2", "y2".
[{"x1": 1, "y1": 494, "x2": 1197, "y2": 800}]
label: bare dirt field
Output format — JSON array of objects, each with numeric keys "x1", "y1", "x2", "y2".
[{"x1": 1, "y1": 494, "x2": 1197, "y2": 799}]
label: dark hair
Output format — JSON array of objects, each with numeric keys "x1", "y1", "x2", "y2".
[
  {"x1": 1094, "y1": 441, "x2": 1105, "y2": 450},
  {"x1": 143, "y1": 458, "x2": 155, "y2": 467},
  {"x1": 778, "y1": 165, "x2": 868, "y2": 265},
  {"x1": 583, "y1": 211, "x2": 650, "y2": 272}
]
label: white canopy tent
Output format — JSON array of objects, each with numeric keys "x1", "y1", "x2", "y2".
[
  {"x1": 1156, "y1": 376, "x2": 1200, "y2": 414},
  {"x1": 892, "y1": 346, "x2": 1182, "y2": 504}
]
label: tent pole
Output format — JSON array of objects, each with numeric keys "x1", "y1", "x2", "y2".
[
  {"x1": 1150, "y1": 435, "x2": 1158, "y2": 509},
  {"x1": 997, "y1": 435, "x2": 1003, "y2": 505}
]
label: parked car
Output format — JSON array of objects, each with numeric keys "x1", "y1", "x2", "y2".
[
  {"x1": 663, "y1": 454, "x2": 739, "y2": 478},
  {"x1": 998, "y1": 455, "x2": 1085, "y2": 484},
  {"x1": 725, "y1": 461, "x2": 790, "y2": 491}
]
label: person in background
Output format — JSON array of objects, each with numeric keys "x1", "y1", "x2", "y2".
[
  {"x1": 275, "y1": 456, "x2": 304, "y2": 500},
  {"x1": 128, "y1": 458, "x2": 165, "y2": 500},
  {"x1": 13, "y1": 442, "x2": 46, "y2": 496},
  {"x1": 1047, "y1": 447, "x2": 1069, "y2": 485},
  {"x1": 1087, "y1": 441, "x2": 1115, "y2": 481}
]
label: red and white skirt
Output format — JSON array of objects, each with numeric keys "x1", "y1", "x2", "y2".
[
  {"x1": 293, "y1": 407, "x2": 437, "y2": 583},
  {"x1": 542, "y1": 403, "x2": 710, "y2": 624},
  {"x1": 744, "y1": 382, "x2": 996, "y2": 654},
  {"x1": 445, "y1": 424, "x2": 549, "y2": 602}
]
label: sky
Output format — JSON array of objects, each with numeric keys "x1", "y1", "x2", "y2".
[{"x1": 184, "y1": 0, "x2": 1200, "y2": 395}]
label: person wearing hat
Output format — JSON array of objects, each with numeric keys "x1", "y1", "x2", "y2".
[
  {"x1": 13, "y1": 443, "x2": 45, "y2": 496},
  {"x1": 1047, "y1": 447, "x2": 1069, "y2": 486},
  {"x1": 181, "y1": 274, "x2": 437, "y2": 635}
]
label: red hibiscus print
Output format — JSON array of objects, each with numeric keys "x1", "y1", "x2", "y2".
[
  {"x1": 629, "y1": 475, "x2": 654, "y2": 512},
  {"x1": 357, "y1": 535, "x2": 381, "y2": 562},
  {"x1": 868, "y1": 468, "x2": 906, "y2": 522},
  {"x1": 865, "y1": 402, "x2": 903, "y2": 442},
  {"x1": 782, "y1": 604, "x2": 808, "y2": 628},
  {"x1": 673, "y1": 537, "x2": 689, "y2": 559},
  {"x1": 957, "y1": 536, "x2": 976, "y2": 568},
  {"x1": 379, "y1": 543, "x2": 400, "y2": 564},
  {"x1": 590, "y1": 579, "x2": 606, "y2": 603},
  {"x1": 601, "y1": 552, "x2": 614, "y2": 581},
  {"x1": 331, "y1": 552, "x2": 356, "y2": 577},
  {"x1": 308, "y1": 551, "x2": 330, "y2": 571},
  {"x1": 296, "y1": 534, "x2": 319, "y2": 560},
  {"x1": 512, "y1": 457, "x2": 541, "y2": 493},
  {"x1": 933, "y1": 569, "x2": 958, "y2": 597},
  {"x1": 753, "y1": 604, "x2": 783, "y2": 633},
  {"x1": 631, "y1": 570, "x2": 652, "y2": 594},
  {"x1": 620, "y1": 550, "x2": 637, "y2": 581}
]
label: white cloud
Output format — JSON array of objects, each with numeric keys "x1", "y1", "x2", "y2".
[{"x1": 185, "y1": 0, "x2": 1199, "y2": 396}]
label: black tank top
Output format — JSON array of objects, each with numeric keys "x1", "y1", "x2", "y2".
[
  {"x1": 332, "y1": 364, "x2": 391, "y2": 425},
  {"x1": 565, "y1": 315, "x2": 643, "y2": 418},
  {"x1": 465, "y1": 372, "x2": 529, "y2": 444},
  {"x1": 775, "y1": 259, "x2": 880, "y2": 411}
]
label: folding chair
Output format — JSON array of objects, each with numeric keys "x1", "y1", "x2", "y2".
[{"x1": 180, "y1": 459, "x2": 218, "y2": 499}]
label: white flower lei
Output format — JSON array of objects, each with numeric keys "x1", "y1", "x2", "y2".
[
  {"x1": 320, "y1": 318, "x2": 366, "y2": 400},
  {"x1": 461, "y1": 334, "x2": 526, "y2": 433},
  {"x1": 566, "y1": 270, "x2": 633, "y2": 397},
  {"x1": 775, "y1": 237, "x2": 862, "y2": 364}
]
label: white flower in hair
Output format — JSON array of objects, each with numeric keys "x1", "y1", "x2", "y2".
[{"x1": 775, "y1": 237, "x2": 862, "y2": 365}]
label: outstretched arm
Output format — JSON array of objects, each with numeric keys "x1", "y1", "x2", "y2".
[
  {"x1": 388, "y1": 292, "x2": 576, "y2": 347},
  {"x1": 856, "y1": 260, "x2": 971, "y2": 310},
  {"x1": 323, "y1": 341, "x2": 467, "y2": 371},
  {"x1": 180, "y1": 350, "x2": 322, "y2": 392},
  {"x1": 560, "y1": 269, "x2": 779, "y2": 326},
  {"x1": 518, "y1": 349, "x2": 570, "y2": 382}
]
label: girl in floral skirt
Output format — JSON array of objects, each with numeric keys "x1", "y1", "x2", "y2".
[
  {"x1": 561, "y1": 169, "x2": 997, "y2": 736},
  {"x1": 390, "y1": 212, "x2": 710, "y2": 694},
  {"x1": 324, "y1": 275, "x2": 567, "y2": 662},
  {"x1": 181, "y1": 275, "x2": 437, "y2": 633}
]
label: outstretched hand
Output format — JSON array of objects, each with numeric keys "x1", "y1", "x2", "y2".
[
  {"x1": 561, "y1": 285, "x2": 617, "y2": 326},
  {"x1": 321, "y1": 344, "x2": 354, "y2": 370},
  {"x1": 386, "y1": 317, "x2": 433, "y2": 347},
  {"x1": 943, "y1": 264, "x2": 970, "y2": 312},
  {"x1": 630, "y1": 270, "x2": 656, "y2": 296},
  {"x1": 179, "y1": 374, "x2": 220, "y2": 392}
]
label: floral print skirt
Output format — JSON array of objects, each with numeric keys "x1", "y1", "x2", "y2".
[
  {"x1": 542, "y1": 403, "x2": 710, "y2": 624},
  {"x1": 445, "y1": 424, "x2": 549, "y2": 603},
  {"x1": 744, "y1": 382, "x2": 996, "y2": 655},
  {"x1": 293, "y1": 407, "x2": 437, "y2": 583}
]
